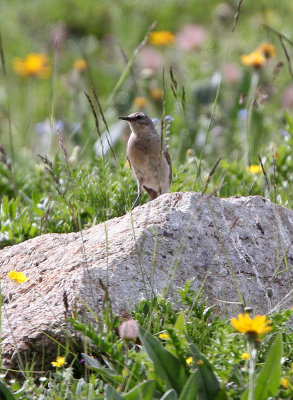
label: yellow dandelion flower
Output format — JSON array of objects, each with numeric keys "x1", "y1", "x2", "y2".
[
  {"x1": 150, "y1": 88, "x2": 163, "y2": 101},
  {"x1": 259, "y1": 43, "x2": 276, "y2": 59},
  {"x1": 159, "y1": 333, "x2": 170, "y2": 339},
  {"x1": 73, "y1": 59, "x2": 87, "y2": 71},
  {"x1": 241, "y1": 352, "x2": 251, "y2": 360},
  {"x1": 133, "y1": 96, "x2": 147, "y2": 108},
  {"x1": 281, "y1": 377, "x2": 289, "y2": 389},
  {"x1": 51, "y1": 356, "x2": 66, "y2": 368},
  {"x1": 13, "y1": 53, "x2": 51, "y2": 78},
  {"x1": 196, "y1": 360, "x2": 204, "y2": 366},
  {"x1": 149, "y1": 31, "x2": 175, "y2": 46},
  {"x1": 231, "y1": 313, "x2": 272, "y2": 335},
  {"x1": 247, "y1": 164, "x2": 262, "y2": 174},
  {"x1": 241, "y1": 50, "x2": 266, "y2": 69},
  {"x1": 186, "y1": 356, "x2": 193, "y2": 366},
  {"x1": 8, "y1": 270, "x2": 29, "y2": 284}
]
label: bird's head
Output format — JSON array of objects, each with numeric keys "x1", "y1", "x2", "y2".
[{"x1": 119, "y1": 112, "x2": 154, "y2": 133}]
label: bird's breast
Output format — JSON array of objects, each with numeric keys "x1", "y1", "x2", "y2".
[{"x1": 127, "y1": 134, "x2": 159, "y2": 164}]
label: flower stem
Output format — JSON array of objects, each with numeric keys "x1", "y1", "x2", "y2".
[
  {"x1": 245, "y1": 71, "x2": 259, "y2": 167},
  {"x1": 248, "y1": 342, "x2": 257, "y2": 400}
]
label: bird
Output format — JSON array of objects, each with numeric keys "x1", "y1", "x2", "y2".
[{"x1": 119, "y1": 112, "x2": 172, "y2": 209}]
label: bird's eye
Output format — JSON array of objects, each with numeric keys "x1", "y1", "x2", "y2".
[{"x1": 135, "y1": 115, "x2": 142, "y2": 119}]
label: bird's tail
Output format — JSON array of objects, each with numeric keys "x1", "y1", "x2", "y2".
[{"x1": 143, "y1": 186, "x2": 158, "y2": 200}]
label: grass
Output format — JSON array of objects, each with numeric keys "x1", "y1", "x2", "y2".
[
  {"x1": 0, "y1": 0, "x2": 293, "y2": 398},
  {"x1": 1, "y1": 291, "x2": 293, "y2": 399}
]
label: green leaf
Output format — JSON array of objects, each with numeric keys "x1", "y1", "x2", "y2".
[
  {"x1": 215, "y1": 389, "x2": 228, "y2": 400},
  {"x1": 0, "y1": 380, "x2": 17, "y2": 400},
  {"x1": 81, "y1": 353, "x2": 122, "y2": 385},
  {"x1": 1, "y1": 196, "x2": 9, "y2": 218},
  {"x1": 32, "y1": 205, "x2": 44, "y2": 216},
  {"x1": 8, "y1": 199, "x2": 16, "y2": 219},
  {"x1": 139, "y1": 326, "x2": 187, "y2": 395},
  {"x1": 178, "y1": 371, "x2": 198, "y2": 400},
  {"x1": 242, "y1": 333, "x2": 282, "y2": 400},
  {"x1": 173, "y1": 312, "x2": 187, "y2": 349},
  {"x1": 124, "y1": 380, "x2": 156, "y2": 400},
  {"x1": 105, "y1": 384, "x2": 125, "y2": 400},
  {"x1": 188, "y1": 339, "x2": 222, "y2": 400},
  {"x1": 284, "y1": 112, "x2": 293, "y2": 130},
  {"x1": 166, "y1": 312, "x2": 187, "y2": 359},
  {"x1": 160, "y1": 389, "x2": 179, "y2": 400},
  {"x1": 174, "y1": 312, "x2": 186, "y2": 333},
  {"x1": 31, "y1": 190, "x2": 40, "y2": 205}
]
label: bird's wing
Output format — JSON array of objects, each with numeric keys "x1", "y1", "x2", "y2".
[{"x1": 164, "y1": 149, "x2": 172, "y2": 186}]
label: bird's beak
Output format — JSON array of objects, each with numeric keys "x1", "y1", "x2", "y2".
[{"x1": 119, "y1": 116, "x2": 131, "y2": 121}]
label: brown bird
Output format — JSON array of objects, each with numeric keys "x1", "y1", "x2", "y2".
[{"x1": 119, "y1": 112, "x2": 172, "y2": 209}]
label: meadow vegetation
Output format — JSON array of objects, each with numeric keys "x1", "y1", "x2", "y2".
[{"x1": 0, "y1": 0, "x2": 293, "y2": 398}]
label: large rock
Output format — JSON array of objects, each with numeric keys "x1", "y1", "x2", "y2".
[{"x1": 1, "y1": 192, "x2": 292, "y2": 371}]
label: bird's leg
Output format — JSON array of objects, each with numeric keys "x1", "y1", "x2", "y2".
[
  {"x1": 132, "y1": 181, "x2": 142, "y2": 210},
  {"x1": 131, "y1": 194, "x2": 140, "y2": 210}
]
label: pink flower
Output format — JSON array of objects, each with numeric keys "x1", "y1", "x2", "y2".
[
  {"x1": 222, "y1": 63, "x2": 241, "y2": 83},
  {"x1": 176, "y1": 24, "x2": 206, "y2": 51},
  {"x1": 138, "y1": 46, "x2": 163, "y2": 70}
]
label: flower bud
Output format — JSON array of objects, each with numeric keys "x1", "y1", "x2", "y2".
[{"x1": 118, "y1": 319, "x2": 139, "y2": 341}]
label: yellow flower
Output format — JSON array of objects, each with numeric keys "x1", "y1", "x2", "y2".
[
  {"x1": 196, "y1": 360, "x2": 204, "y2": 366},
  {"x1": 133, "y1": 96, "x2": 147, "y2": 108},
  {"x1": 149, "y1": 31, "x2": 175, "y2": 46},
  {"x1": 51, "y1": 356, "x2": 66, "y2": 368},
  {"x1": 8, "y1": 270, "x2": 29, "y2": 284},
  {"x1": 231, "y1": 313, "x2": 272, "y2": 335},
  {"x1": 241, "y1": 352, "x2": 251, "y2": 360},
  {"x1": 186, "y1": 356, "x2": 193, "y2": 366},
  {"x1": 247, "y1": 164, "x2": 262, "y2": 174},
  {"x1": 281, "y1": 377, "x2": 289, "y2": 389},
  {"x1": 241, "y1": 50, "x2": 266, "y2": 69},
  {"x1": 13, "y1": 53, "x2": 51, "y2": 78},
  {"x1": 159, "y1": 333, "x2": 170, "y2": 339},
  {"x1": 73, "y1": 59, "x2": 87, "y2": 71},
  {"x1": 259, "y1": 43, "x2": 276, "y2": 59},
  {"x1": 150, "y1": 88, "x2": 163, "y2": 101}
]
